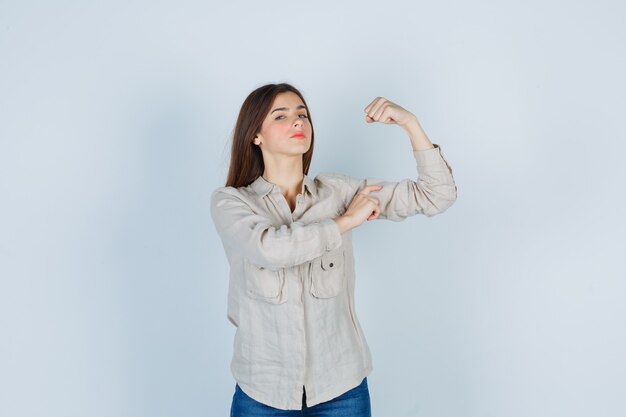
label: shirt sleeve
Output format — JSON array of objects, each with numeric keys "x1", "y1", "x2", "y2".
[
  {"x1": 341, "y1": 144, "x2": 458, "y2": 220},
  {"x1": 210, "y1": 189, "x2": 344, "y2": 270}
]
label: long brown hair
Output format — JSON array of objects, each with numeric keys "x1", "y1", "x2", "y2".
[{"x1": 225, "y1": 83, "x2": 315, "y2": 188}]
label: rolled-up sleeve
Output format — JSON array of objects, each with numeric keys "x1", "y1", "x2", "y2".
[
  {"x1": 342, "y1": 144, "x2": 458, "y2": 220},
  {"x1": 210, "y1": 189, "x2": 344, "y2": 269}
]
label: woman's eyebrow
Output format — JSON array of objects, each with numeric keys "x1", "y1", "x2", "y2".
[{"x1": 270, "y1": 104, "x2": 307, "y2": 114}]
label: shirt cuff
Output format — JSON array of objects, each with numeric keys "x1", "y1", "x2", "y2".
[
  {"x1": 319, "y1": 218, "x2": 343, "y2": 251},
  {"x1": 413, "y1": 143, "x2": 448, "y2": 168}
]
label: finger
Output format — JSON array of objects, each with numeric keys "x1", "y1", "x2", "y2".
[
  {"x1": 369, "y1": 98, "x2": 389, "y2": 121},
  {"x1": 364, "y1": 97, "x2": 382, "y2": 114},
  {"x1": 365, "y1": 114, "x2": 374, "y2": 123},
  {"x1": 371, "y1": 101, "x2": 392, "y2": 121},
  {"x1": 356, "y1": 186, "x2": 382, "y2": 201},
  {"x1": 358, "y1": 185, "x2": 383, "y2": 195},
  {"x1": 365, "y1": 97, "x2": 387, "y2": 119},
  {"x1": 379, "y1": 106, "x2": 397, "y2": 124},
  {"x1": 367, "y1": 207, "x2": 381, "y2": 221}
]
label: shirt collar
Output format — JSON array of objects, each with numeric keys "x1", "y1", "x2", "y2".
[{"x1": 250, "y1": 174, "x2": 317, "y2": 197}]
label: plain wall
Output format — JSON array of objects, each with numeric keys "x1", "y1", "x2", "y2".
[{"x1": 1, "y1": 1, "x2": 625, "y2": 416}]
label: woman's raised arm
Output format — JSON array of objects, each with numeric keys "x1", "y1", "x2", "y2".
[{"x1": 339, "y1": 97, "x2": 458, "y2": 220}]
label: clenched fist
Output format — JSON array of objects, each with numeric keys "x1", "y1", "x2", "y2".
[{"x1": 364, "y1": 97, "x2": 417, "y2": 127}]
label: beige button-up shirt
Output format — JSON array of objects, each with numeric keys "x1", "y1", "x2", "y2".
[{"x1": 210, "y1": 144, "x2": 457, "y2": 410}]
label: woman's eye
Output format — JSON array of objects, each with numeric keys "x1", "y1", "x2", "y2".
[{"x1": 275, "y1": 114, "x2": 308, "y2": 120}]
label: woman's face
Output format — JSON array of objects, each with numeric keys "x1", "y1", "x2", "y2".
[{"x1": 254, "y1": 91, "x2": 312, "y2": 159}]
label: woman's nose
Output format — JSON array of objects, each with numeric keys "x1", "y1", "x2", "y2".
[{"x1": 293, "y1": 117, "x2": 303, "y2": 127}]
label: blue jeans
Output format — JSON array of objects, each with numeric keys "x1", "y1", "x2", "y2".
[{"x1": 230, "y1": 377, "x2": 371, "y2": 416}]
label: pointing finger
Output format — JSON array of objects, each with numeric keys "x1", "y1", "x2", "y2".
[{"x1": 359, "y1": 185, "x2": 383, "y2": 195}]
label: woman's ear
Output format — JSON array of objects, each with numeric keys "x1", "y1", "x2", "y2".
[{"x1": 253, "y1": 135, "x2": 262, "y2": 146}]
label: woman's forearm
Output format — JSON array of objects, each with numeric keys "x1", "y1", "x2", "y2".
[{"x1": 401, "y1": 116, "x2": 435, "y2": 151}]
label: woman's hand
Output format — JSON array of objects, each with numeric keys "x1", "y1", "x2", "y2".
[
  {"x1": 364, "y1": 97, "x2": 417, "y2": 127},
  {"x1": 364, "y1": 96, "x2": 435, "y2": 151},
  {"x1": 334, "y1": 185, "x2": 383, "y2": 233}
]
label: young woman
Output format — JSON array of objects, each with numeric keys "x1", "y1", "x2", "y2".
[{"x1": 210, "y1": 83, "x2": 457, "y2": 416}]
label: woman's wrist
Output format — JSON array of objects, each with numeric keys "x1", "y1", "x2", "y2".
[{"x1": 333, "y1": 215, "x2": 353, "y2": 234}]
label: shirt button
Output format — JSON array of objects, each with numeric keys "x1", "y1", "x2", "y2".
[{"x1": 329, "y1": 263, "x2": 334, "y2": 267}]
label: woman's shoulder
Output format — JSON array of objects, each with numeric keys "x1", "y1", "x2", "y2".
[
  {"x1": 211, "y1": 184, "x2": 238, "y2": 194},
  {"x1": 314, "y1": 171, "x2": 347, "y2": 184},
  {"x1": 311, "y1": 172, "x2": 349, "y2": 192},
  {"x1": 210, "y1": 184, "x2": 255, "y2": 203}
]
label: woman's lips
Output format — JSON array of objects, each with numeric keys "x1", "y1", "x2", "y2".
[{"x1": 291, "y1": 133, "x2": 305, "y2": 139}]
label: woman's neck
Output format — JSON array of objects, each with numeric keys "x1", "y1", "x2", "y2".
[{"x1": 262, "y1": 157, "x2": 305, "y2": 199}]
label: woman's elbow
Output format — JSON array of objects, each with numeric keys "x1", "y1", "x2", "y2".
[{"x1": 425, "y1": 185, "x2": 458, "y2": 217}]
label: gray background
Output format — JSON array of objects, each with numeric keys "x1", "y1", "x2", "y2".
[{"x1": 1, "y1": 1, "x2": 625, "y2": 416}]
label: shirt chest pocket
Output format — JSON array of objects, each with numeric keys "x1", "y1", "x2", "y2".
[
  {"x1": 310, "y1": 248, "x2": 346, "y2": 299},
  {"x1": 243, "y1": 260, "x2": 287, "y2": 304}
]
